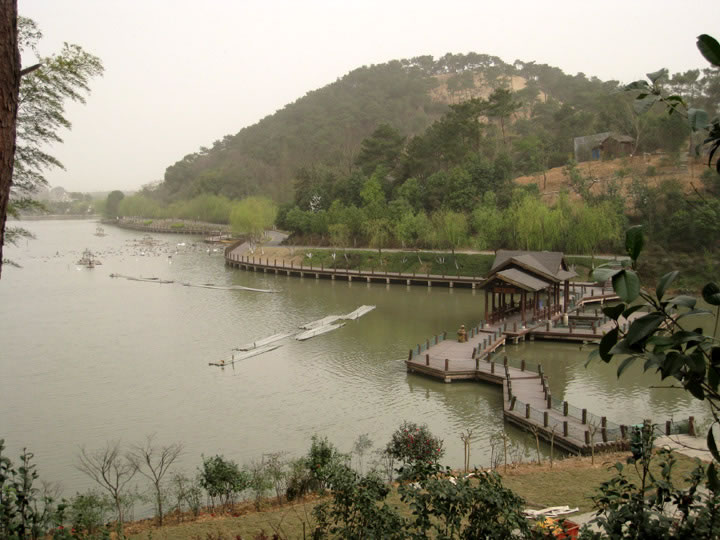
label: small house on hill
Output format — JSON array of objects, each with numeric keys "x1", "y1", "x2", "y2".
[
  {"x1": 573, "y1": 132, "x2": 634, "y2": 162},
  {"x1": 479, "y1": 250, "x2": 576, "y2": 325}
]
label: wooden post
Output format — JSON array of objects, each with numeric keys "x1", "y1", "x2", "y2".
[
  {"x1": 408, "y1": 349, "x2": 412, "y2": 361},
  {"x1": 510, "y1": 396, "x2": 516, "y2": 410},
  {"x1": 546, "y1": 394, "x2": 552, "y2": 409},
  {"x1": 491, "y1": 362, "x2": 495, "y2": 374},
  {"x1": 525, "y1": 404, "x2": 531, "y2": 419},
  {"x1": 621, "y1": 425, "x2": 627, "y2": 439},
  {"x1": 585, "y1": 431, "x2": 590, "y2": 445},
  {"x1": 582, "y1": 409, "x2": 587, "y2": 424},
  {"x1": 425, "y1": 354, "x2": 429, "y2": 366},
  {"x1": 475, "y1": 357, "x2": 479, "y2": 370},
  {"x1": 472, "y1": 347, "x2": 477, "y2": 358},
  {"x1": 563, "y1": 421, "x2": 568, "y2": 437},
  {"x1": 665, "y1": 421, "x2": 671, "y2": 436},
  {"x1": 543, "y1": 411, "x2": 549, "y2": 427},
  {"x1": 503, "y1": 355, "x2": 508, "y2": 367},
  {"x1": 563, "y1": 402, "x2": 568, "y2": 416},
  {"x1": 521, "y1": 359, "x2": 526, "y2": 371},
  {"x1": 602, "y1": 428, "x2": 608, "y2": 443},
  {"x1": 444, "y1": 358, "x2": 449, "y2": 371},
  {"x1": 689, "y1": 416, "x2": 696, "y2": 436},
  {"x1": 426, "y1": 339, "x2": 430, "y2": 350}
]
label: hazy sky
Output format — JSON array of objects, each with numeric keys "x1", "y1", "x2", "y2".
[{"x1": 19, "y1": 0, "x2": 720, "y2": 193}]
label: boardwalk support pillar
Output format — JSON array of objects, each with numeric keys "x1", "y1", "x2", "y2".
[{"x1": 543, "y1": 412, "x2": 549, "y2": 428}]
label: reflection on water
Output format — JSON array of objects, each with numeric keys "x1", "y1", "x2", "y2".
[{"x1": 0, "y1": 220, "x2": 711, "y2": 496}]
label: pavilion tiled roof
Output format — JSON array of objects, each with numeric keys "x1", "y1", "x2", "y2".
[
  {"x1": 491, "y1": 250, "x2": 575, "y2": 282},
  {"x1": 495, "y1": 269, "x2": 550, "y2": 291}
]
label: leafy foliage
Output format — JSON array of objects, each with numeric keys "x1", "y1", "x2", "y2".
[
  {"x1": 385, "y1": 421, "x2": 444, "y2": 479},
  {"x1": 590, "y1": 227, "x2": 720, "y2": 488},
  {"x1": 198, "y1": 455, "x2": 250, "y2": 509}
]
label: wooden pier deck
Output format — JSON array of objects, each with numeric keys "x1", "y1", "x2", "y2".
[{"x1": 404, "y1": 287, "x2": 640, "y2": 455}]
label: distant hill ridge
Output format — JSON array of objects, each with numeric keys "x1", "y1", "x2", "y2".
[{"x1": 151, "y1": 52, "x2": 712, "y2": 203}]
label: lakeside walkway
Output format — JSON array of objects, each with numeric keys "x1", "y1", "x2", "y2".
[{"x1": 404, "y1": 289, "x2": 693, "y2": 455}]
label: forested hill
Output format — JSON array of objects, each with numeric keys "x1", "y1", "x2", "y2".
[{"x1": 152, "y1": 52, "x2": 716, "y2": 203}]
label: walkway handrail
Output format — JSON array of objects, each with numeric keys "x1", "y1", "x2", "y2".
[{"x1": 229, "y1": 253, "x2": 486, "y2": 283}]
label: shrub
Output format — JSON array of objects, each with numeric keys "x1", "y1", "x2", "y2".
[
  {"x1": 386, "y1": 421, "x2": 444, "y2": 476},
  {"x1": 198, "y1": 455, "x2": 250, "y2": 509},
  {"x1": 306, "y1": 435, "x2": 346, "y2": 492}
]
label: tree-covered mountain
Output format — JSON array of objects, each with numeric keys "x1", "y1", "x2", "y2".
[{"x1": 152, "y1": 52, "x2": 720, "y2": 203}]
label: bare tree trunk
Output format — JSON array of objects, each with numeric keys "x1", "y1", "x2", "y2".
[{"x1": 0, "y1": 0, "x2": 20, "y2": 279}]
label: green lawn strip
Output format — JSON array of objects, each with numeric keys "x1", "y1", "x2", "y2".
[
  {"x1": 500, "y1": 452, "x2": 702, "y2": 514},
  {"x1": 128, "y1": 453, "x2": 704, "y2": 538}
]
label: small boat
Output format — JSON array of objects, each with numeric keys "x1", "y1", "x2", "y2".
[
  {"x1": 208, "y1": 344, "x2": 282, "y2": 366},
  {"x1": 234, "y1": 332, "x2": 294, "y2": 351},
  {"x1": 296, "y1": 323, "x2": 345, "y2": 341},
  {"x1": 77, "y1": 249, "x2": 101, "y2": 268}
]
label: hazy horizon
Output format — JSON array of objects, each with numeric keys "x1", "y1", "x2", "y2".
[{"x1": 19, "y1": 0, "x2": 720, "y2": 194}]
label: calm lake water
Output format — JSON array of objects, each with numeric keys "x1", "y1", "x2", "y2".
[{"x1": 0, "y1": 219, "x2": 710, "y2": 499}]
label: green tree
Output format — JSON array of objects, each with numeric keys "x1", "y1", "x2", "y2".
[
  {"x1": 104, "y1": 190, "x2": 124, "y2": 218},
  {"x1": 432, "y1": 210, "x2": 468, "y2": 256},
  {"x1": 355, "y1": 123, "x2": 405, "y2": 177},
  {"x1": 0, "y1": 13, "x2": 103, "y2": 276},
  {"x1": 229, "y1": 196, "x2": 277, "y2": 243}
]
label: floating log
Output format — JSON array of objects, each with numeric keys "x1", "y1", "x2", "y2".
[
  {"x1": 208, "y1": 344, "x2": 282, "y2": 366},
  {"x1": 341, "y1": 305, "x2": 376, "y2": 320},
  {"x1": 299, "y1": 315, "x2": 343, "y2": 330},
  {"x1": 234, "y1": 332, "x2": 294, "y2": 351},
  {"x1": 296, "y1": 323, "x2": 346, "y2": 341}
]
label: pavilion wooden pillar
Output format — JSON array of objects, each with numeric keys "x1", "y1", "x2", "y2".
[
  {"x1": 484, "y1": 289, "x2": 489, "y2": 321},
  {"x1": 521, "y1": 290, "x2": 526, "y2": 324},
  {"x1": 563, "y1": 280, "x2": 569, "y2": 312}
]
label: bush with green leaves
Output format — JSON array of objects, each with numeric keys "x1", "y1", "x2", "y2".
[
  {"x1": 305, "y1": 435, "x2": 346, "y2": 493},
  {"x1": 0, "y1": 439, "x2": 60, "y2": 540},
  {"x1": 385, "y1": 421, "x2": 444, "y2": 477},
  {"x1": 313, "y1": 465, "x2": 405, "y2": 539},
  {"x1": 171, "y1": 472, "x2": 203, "y2": 518},
  {"x1": 61, "y1": 490, "x2": 111, "y2": 539},
  {"x1": 313, "y1": 459, "x2": 534, "y2": 539},
  {"x1": 580, "y1": 434, "x2": 720, "y2": 539},
  {"x1": 198, "y1": 454, "x2": 250, "y2": 510},
  {"x1": 590, "y1": 226, "x2": 720, "y2": 481}
]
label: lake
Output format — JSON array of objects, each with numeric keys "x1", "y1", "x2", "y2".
[{"x1": 0, "y1": 219, "x2": 709, "y2": 500}]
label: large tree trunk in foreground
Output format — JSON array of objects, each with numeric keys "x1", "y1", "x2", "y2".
[{"x1": 0, "y1": 0, "x2": 20, "y2": 279}]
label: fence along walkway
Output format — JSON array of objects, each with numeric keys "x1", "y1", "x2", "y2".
[{"x1": 225, "y1": 252, "x2": 487, "y2": 288}]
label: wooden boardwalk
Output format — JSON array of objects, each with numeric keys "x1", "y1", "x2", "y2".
[
  {"x1": 225, "y1": 252, "x2": 487, "y2": 288},
  {"x1": 404, "y1": 288, "x2": 640, "y2": 455}
]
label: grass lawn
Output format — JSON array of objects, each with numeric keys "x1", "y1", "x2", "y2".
[{"x1": 127, "y1": 451, "x2": 706, "y2": 539}]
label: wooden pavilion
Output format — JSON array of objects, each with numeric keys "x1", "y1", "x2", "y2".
[{"x1": 480, "y1": 250, "x2": 576, "y2": 326}]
